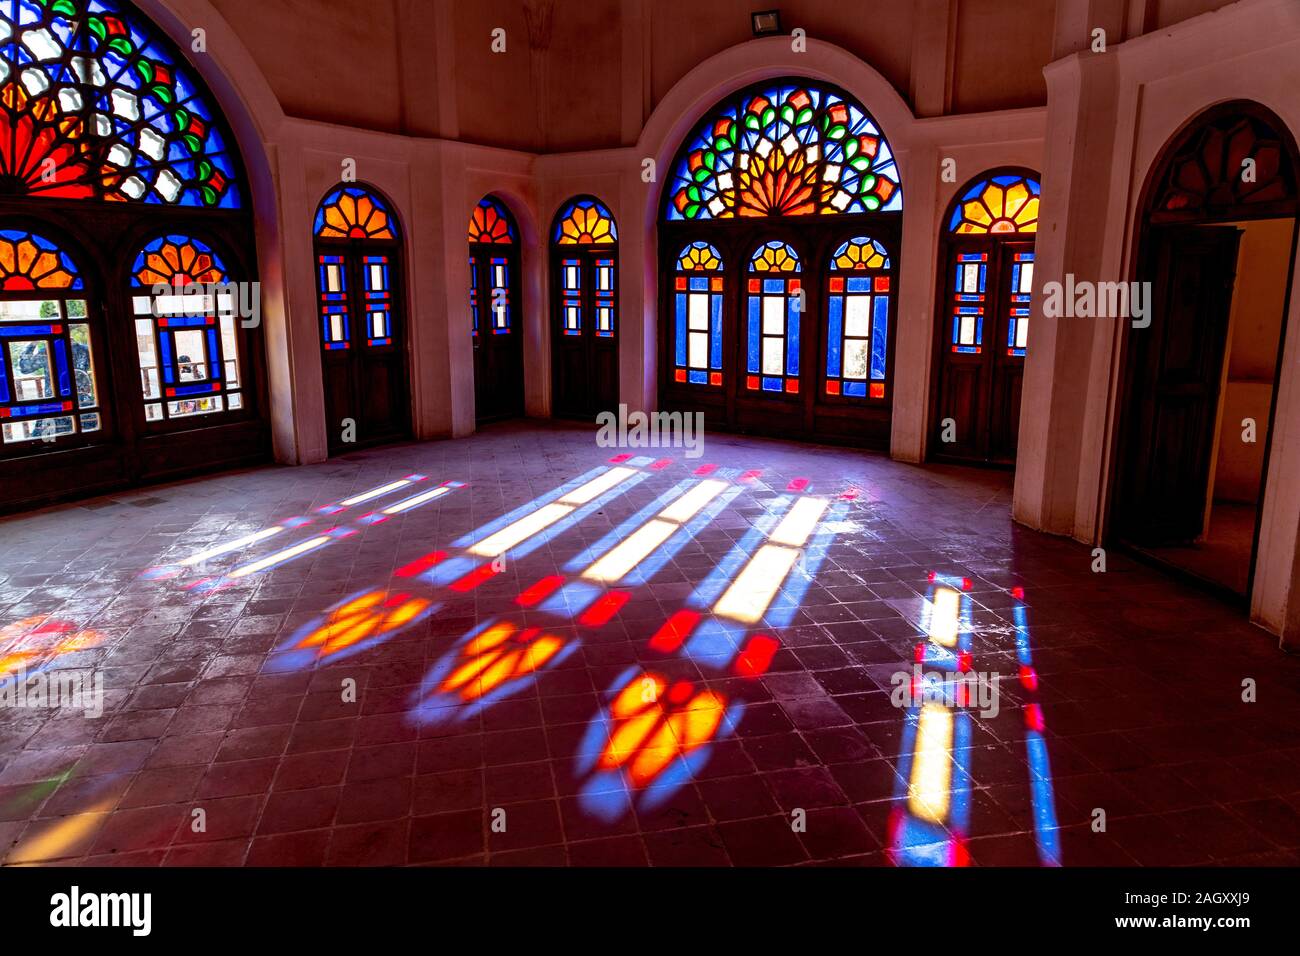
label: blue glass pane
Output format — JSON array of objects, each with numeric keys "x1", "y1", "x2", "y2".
[
  {"x1": 674, "y1": 293, "x2": 688, "y2": 366},
  {"x1": 826, "y1": 296, "x2": 843, "y2": 378},
  {"x1": 747, "y1": 296, "x2": 760, "y2": 373},
  {"x1": 847, "y1": 277, "x2": 871, "y2": 293},
  {"x1": 689, "y1": 276, "x2": 708, "y2": 291},
  {"x1": 761, "y1": 376, "x2": 783, "y2": 392},
  {"x1": 871, "y1": 295, "x2": 889, "y2": 381},
  {"x1": 688, "y1": 370, "x2": 707, "y2": 384},
  {"x1": 710, "y1": 294, "x2": 722, "y2": 369},
  {"x1": 53, "y1": 339, "x2": 70, "y2": 395},
  {"x1": 786, "y1": 298, "x2": 800, "y2": 376},
  {"x1": 763, "y1": 279, "x2": 784, "y2": 294},
  {"x1": 844, "y1": 381, "x2": 867, "y2": 397}
]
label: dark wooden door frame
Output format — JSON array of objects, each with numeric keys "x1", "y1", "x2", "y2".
[
  {"x1": 549, "y1": 243, "x2": 620, "y2": 420},
  {"x1": 1105, "y1": 101, "x2": 1300, "y2": 604}
]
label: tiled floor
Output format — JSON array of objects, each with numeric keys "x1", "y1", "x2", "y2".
[{"x1": 3, "y1": 422, "x2": 1300, "y2": 867}]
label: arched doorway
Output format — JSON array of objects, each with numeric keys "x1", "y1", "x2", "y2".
[
  {"x1": 930, "y1": 171, "x2": 1041, "y2": 464},
  {"x1": 312, "y1": 184, "x2": 410, "y2": 455},
  {"x1": 657, "y1": 79, "x2": 902, "y2": 447},
  {"x1": 550, "y1": 196, "x2": 618, "y2": 420},
  {"x1": 1111, "y1": 102, "x2": 1298, "y2": 600},
  {"x1": 0, "y1": 0, "x2": 262, "y2": 513},
  {"x1": 468, "y1": 196, "x2": 524, "y2": 423}
]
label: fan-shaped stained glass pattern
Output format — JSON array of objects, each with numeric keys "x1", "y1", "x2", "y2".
[
  {"x1": 749, "y1": 240, "x2": 801, "y2": 273},
  {"x1": 0, "y1": 230, "x2": 83, "y2": 290},
  {"x1": 673, "y1": 242, "x2": 724, "y2": 386},
  {"x1": 830, "y1": 236, "x2": 890, "y2": 271},
  {"x1": 553, "y1": 197, "x2": 617, "y2": 245},
  {"x1": 826, "y1": 236, "x2": 891, "y2": 400},
  {"x1": 468, "y1": 197, "x2": 516, "y2": 244},
  {"x1": 676, "y1": 240, "x2": 722, "y2": 272},
  {"x1": 1155, "y1": 112, "x2": 1296, "y2": 215},
  {"x1": 0, "y1": 229, "x2": 100, "y2": 447},
  {"x1": 130, "y1": 234, "x2": 227, "y2": 287},
  {"x1": 0, "y1": 0, "x2": 242, "y2": 207},
  {"x1": 666, "y1": 81, "x2": 902, "y2": 221},
  {"x1": 129, "y1": 235, "x2": 242, "y2": 424},
  {"x1": 948, "y1": 175, "x2": 1041, "y2": 235},
  {"x1": 314, "y1": 185, "x2": 397, "y2": 241}
]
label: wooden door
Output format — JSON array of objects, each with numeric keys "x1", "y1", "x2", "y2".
[
  {"x1": 470, "y1": 247, "x2": 524, "y2": 422},
  {"x1": 552, "y1": 248, "x2": 618, "y2": 419},
  {"x1": 316, "y1": 245, "x2": 410, "y2": 455},
  {"x1": 1115, "y1": 225, "x2": 1241, "y2": 544}
]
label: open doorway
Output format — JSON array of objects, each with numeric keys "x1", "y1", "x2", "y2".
[{"x1": 1111, "y1": 104, "x2": 1297, "y2": 601}]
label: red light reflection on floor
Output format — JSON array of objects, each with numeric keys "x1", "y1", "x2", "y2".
[{"x1": 293, "y1": 590, "x2": 432, "y2": 660}]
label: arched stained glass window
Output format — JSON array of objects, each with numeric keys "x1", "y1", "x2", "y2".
[
  {"x1": 468, "y1": 197, "x2": 516, "y2": 244},
  {"x1": 0, "y1": 229, "x2": 102, "y2": 446},
  {"x1": 312, "y1": 183, "x2": 409, "y2": 454},
  {"x1": 673, "y1": 242, "x2": 724, "y2": 386},
  {"x1": 129, "y1": 235, "x2": 242, "y2": 422},
  {"x1": 826, "y1": 237, "x2": 891, "y2": 399},
  {"x1": 468, "y1": 197, "x2": 516, "y2": 336},
  {"x1": 666, "y1": 82, "x2": 901, "y2": 220},
  {"x1": 746, "y1": 241, "x2": 801, "y2": 393},
  {"x1": 0, "y1": 0, "x2": 242, "y2": 207},
  {"x1": 315, "y1": 186, "x2": 398, "y2": 241},
  {"x1": 948, "y1": 175, "x2": 1040, "y2": 235},
  {"x1": 553, "y1": 197, "x2": 617, "y2": 245}
]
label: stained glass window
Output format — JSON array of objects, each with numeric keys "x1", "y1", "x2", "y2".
[
  {"x1": 468, "y1": 197, "x2": 516, "y2": 244},
  {"x1": 1155, "y1": 112, "x2": 1296, "y2": 215},
  {"x1": 0, "y1": 0, "x2": 241, "y2": 207},
  {"x1": 948, "y1": 175, "x2": 1040, "y2": 234},
  {"x1": 318, "y1": 254, "x2": 349, "y2": 350},
  {"x1": 950, "y1": 252, "x2": 987, "y2": 353},
  {"x1": 1006, "y1": 251, "x2": 1034, "y2": 356},
  {"x1": 362, "y1": 255, "x2": 392, "y2": 346},
  {"x1": 468, "y1": 197, "x2": 517, "y2": 336},
  {"x1": 666, "y1": 81, "x2": 902, "y2": 220},
  {"x1": 746, "y1": 241, "x2": 801, "y2": 393},
  {"x1": 130, "y1": 235, "x2": 243, "y2": 421},
  {"x1": 826, "y1": 237, "x2": 890, "y2": 399},
  {"x1": 0, "y1": 230, "x2": 102, "y2": 446},
  {"x1": 315, "y1": 186, "x2": 397, "y2": 241},
  {"x1": 560, "y1": 257, "x2": 581, "y2": 335},
  {"x1": 553, "y1": 197, "x2": 617, "y2": 244},
  {"x1": 673, "y1": 242, "x2": 724, "y2": 386}
]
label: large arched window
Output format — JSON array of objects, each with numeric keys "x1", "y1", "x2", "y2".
[
  {"x1": 0, "y1": 0, "x2": 257, "y2": 512},
  {"x1": 550, "y1": 196, "x2": 618, "y2": 419},
  {"x1": 468, "y1": 195, "x2": 524, "y2": 422},
  {"x1": 313, "y1": 184, "x2": 409, "y2": 454},
  {"x1": 931, "y1": 171, "x2": 1040, "y2": 465},
  {"x1": 659, "y1": 79, "x2": 902, "y2": 446}
]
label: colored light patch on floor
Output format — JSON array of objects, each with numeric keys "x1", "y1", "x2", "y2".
[
  {"x1": 712, "y1": 543, "x2": 802, "y2": 624},
  {"x1": 0, "y1": 616, "x2": 104, "y2": 684},
  {"x1": 574, "y1": 667, "x2": 744, "y2": 821},
  {"x1": 263, "y1": 589, "x2": 436, "y2": 672},
  {"x1": 409, "y1": 618, "x2": 578, "y2": 724}
]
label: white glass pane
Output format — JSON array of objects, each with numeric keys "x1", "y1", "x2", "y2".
[
  {"x1": 173, "y1": 329, "x2": 207, "y2": 380},
  {"x1": 762, "y1": 337, "x2": 783, "y2": 375},
  {"x1": 220, "y1": 316, "x2": 239, "y2": 386},
  {"x1": 1016, "y1": 318, "x2": 1029, "y2": 349},
  {"x1": 762, "y1": 295, "x2": 784, "y2": 335},
  {"x1": 167, "y1": 396, "x2": 224, "y2": 418},
  {"x1": 962, "y1": 265, "x2": 979, "y2": 293},
  {"x1": 145, "y1": 402, "x2": 163, "y2": 421},
  {"x1": 845, "y1": 295, "x2": 871, "y2": 337},
  {"x1": 688, "y1": 293, "x2": 709, "y2": 331},
  {"x1": 228, "y1": 393, "x2": 244, "y2": 410},
  {"x1": 327, "y1": 265, "x2": 341, "y2": 293},
  {"x1": 843, "y1": 339, "x2": 869, "y2": 379},
  {"x1": 370, "y1": 265, "x2": 385, "y2": 290},
  {"x1": 69, "y1": 323, "x2": 97, "y2": 408},
  {"x1": 688, "y1": 331, "x2": 707, "y2": 369},
  {"x1": 960, "y1": 315, "x2": 975, "y2": 345},
  {"x1": 1020, "y1": 262, "x2": 1034, "y2": 293},
  {"x1": 3, "y1": 415, "x2": 74, "y2": 443}
]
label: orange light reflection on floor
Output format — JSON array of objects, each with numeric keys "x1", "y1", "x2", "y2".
[
  {"x1": 0, "y1": 616, "x2": 103, "y2": 680},
  {"x1": 438, "y1": 621, "x2": 568, "y2": 702},
  {"x1": 294, "y1": 590, "x2": 431, "y2": 660},
  {"x1": 596, "y1": 671, "x2": 728, "y2": 788}
]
